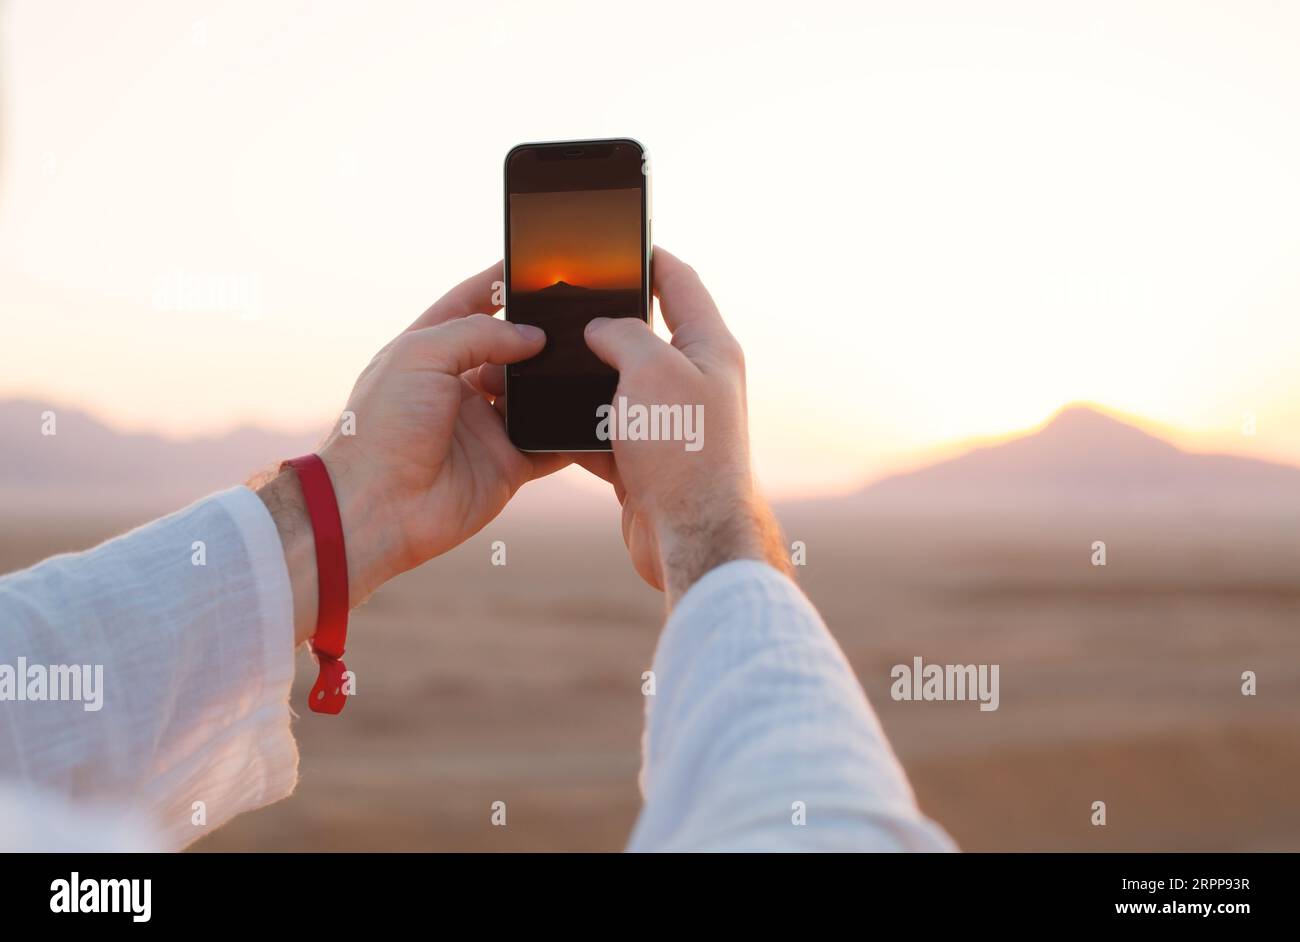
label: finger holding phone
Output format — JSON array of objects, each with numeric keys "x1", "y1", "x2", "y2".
[{"x1": 580, "y1": 248, "x2": 791, "y2": 603}]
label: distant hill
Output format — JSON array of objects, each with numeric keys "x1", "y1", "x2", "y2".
[
  {"x1": 0, "y1": 398, "x2": 610, "y2": 519},
  {"x1": 0, "y1": 399, "x2": 319, "y2": 515},
  {"x1": 533, "y1": 281, "x2": 592, "y2": 298},
  {"x1": 837, "y1": 405, "x2": 1300, "y2": 514},
  {"x1": 5, "y1": 399, "x2": 1296, "y2": 519}
]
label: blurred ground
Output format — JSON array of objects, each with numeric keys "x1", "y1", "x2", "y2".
[{"x1": 2, "y1": 503, "x2": 1296, "y2": 851}]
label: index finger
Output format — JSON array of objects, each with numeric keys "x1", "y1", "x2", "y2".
[
  {"x1": 406, "y1": 314, "x2": 544, "y2": 376},
  {"x1": 406, "y1": 261, "x2": 504, "y2": 332}
]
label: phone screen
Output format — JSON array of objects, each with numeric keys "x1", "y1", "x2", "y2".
[{"x1": 504, "y1": 139, "x2": 650, "y2": 451}]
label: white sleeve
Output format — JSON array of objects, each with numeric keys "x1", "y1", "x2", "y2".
[
  {"x1": 627, "y1": 560, "x2": 955, "y2": 852},
  {"x1": 0, "y1": 486, "x2": 299, "y2": 851}
]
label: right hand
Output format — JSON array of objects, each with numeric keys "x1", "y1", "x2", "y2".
[
  {"x1": 262, "y1": 263, "x2": 570, "y2": 644},
  {"x1": 574, "y1": 248, "x2": 789, "y2": 604}
]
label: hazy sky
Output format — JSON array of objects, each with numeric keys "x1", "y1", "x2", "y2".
[{"x1": 2, "y1": 0, "x2": 1298, "y2": 497}]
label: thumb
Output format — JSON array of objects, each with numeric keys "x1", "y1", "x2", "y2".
[
  {"x1": 583, "y1": 316, "x2": 674, "y2": 373},
  {"x1": 414, "y1": 314, "x2": 546, "y2": 375}
]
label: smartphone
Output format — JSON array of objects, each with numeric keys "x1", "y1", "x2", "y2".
[{"x1": 503, "y1": 138, "x2": 651, "y2": 451}]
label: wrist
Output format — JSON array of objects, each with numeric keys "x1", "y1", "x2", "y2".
[
  {"x1": 652, "y1": 477, "x2": 791, "y2": 605},
  {"x1": 254, "y1": 449, "x2": 397, "y2": 646},
  {"x1": 317, "y1": 445, "x2": 399, "y2": 606},
  {"x1": 255, "y1": 469, "x2": 318, "y2": 646}
]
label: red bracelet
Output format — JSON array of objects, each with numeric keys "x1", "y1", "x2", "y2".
[{"x1": 282, "y1": 454, "x2": 350, "y2": 715}]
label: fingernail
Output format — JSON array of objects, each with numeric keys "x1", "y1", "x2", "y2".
[
  {"x1": 586, "y1": 317, "x2": 609, "y2": 334},
  {"x1": 514, "y1": 323, "x2": 545, "y2": 342}
]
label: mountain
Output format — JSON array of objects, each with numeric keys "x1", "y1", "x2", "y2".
[
  {"x1": 842, "y1": 405, "x2": 1300, "y2": 514},
  {"x1": 533, "y1": 280, "x2": 591, "y2": 297},
  {"x1": 5, "y1": 399, "x2": 1296, "y2": 519},
  {"x1": 0, "y1": 398, "x2": 611, "y2": 520},
  {"x1": 0, "y1": 399, "x2": 319, "y2": 515}
]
